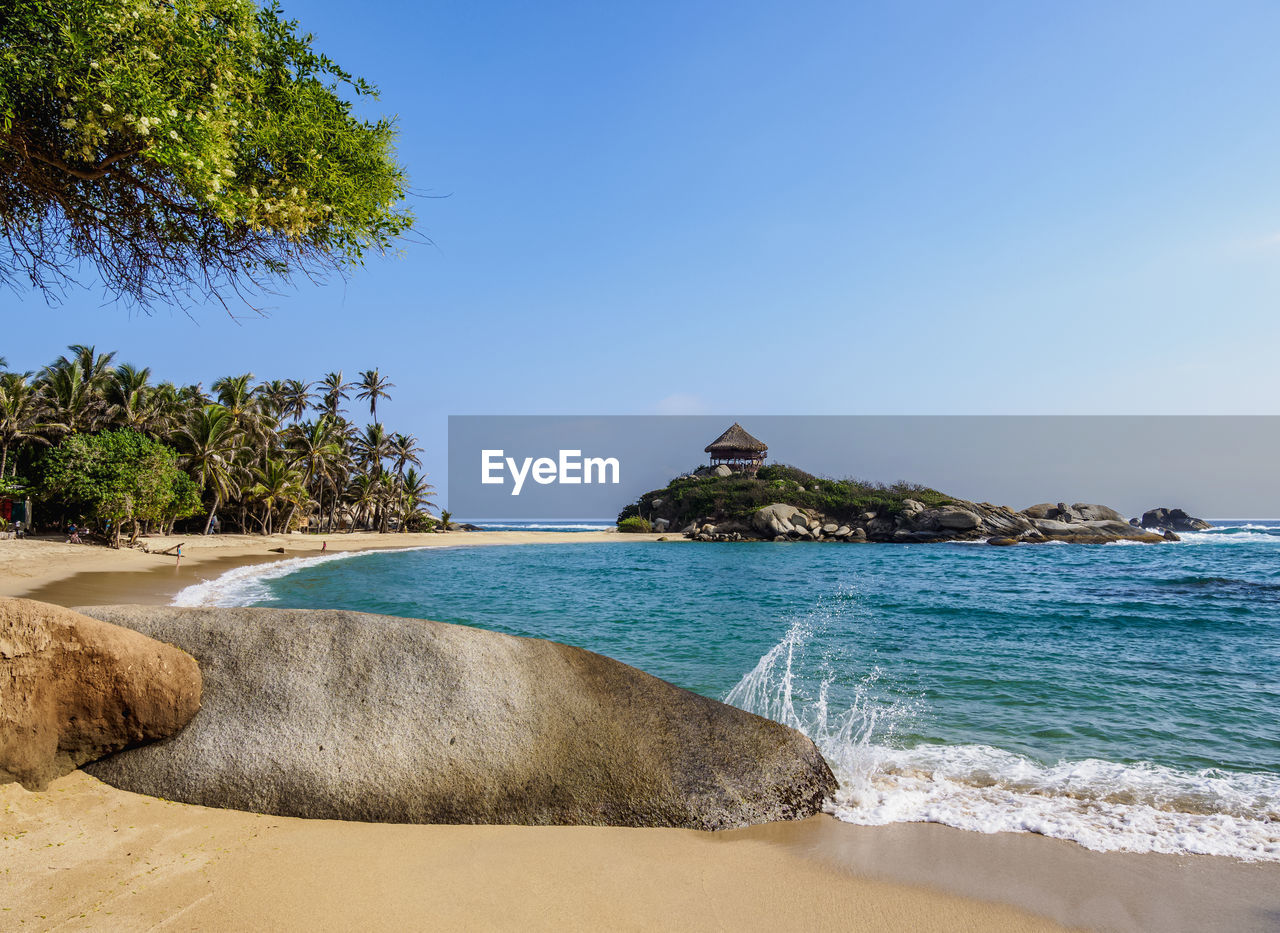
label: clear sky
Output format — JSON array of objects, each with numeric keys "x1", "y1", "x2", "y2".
[{"x1": 5, "y1": 1, "x2": 1280, "y2": 500}]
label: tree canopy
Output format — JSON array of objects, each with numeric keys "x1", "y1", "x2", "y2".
[
  {"x1": 0, "y1": 0, "x2": 412, "y2": 309},
  {"x1": 2, "y1": 347, "x2": 437, "y2": 544},
  {"x1": 39, "y1": 428, "x2": 201, "y2": 545}
]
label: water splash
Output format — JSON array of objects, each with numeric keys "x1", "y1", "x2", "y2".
[
  {"x1": 723, "y1": 588, "x2": 921, "y2": 802},
  {"x1": 724, "y1": 588, "x2": 1280, "y2": 861}
]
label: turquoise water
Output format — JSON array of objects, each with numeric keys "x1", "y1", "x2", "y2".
[{"x1": 177, "y1": 523, "x2": 1280, "y2": 859}]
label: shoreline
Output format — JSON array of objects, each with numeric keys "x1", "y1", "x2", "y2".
[
  {"x1": 3, "y1": 533, "x2": 1279, "y2": 930},
  {"x1": 0, "y1": 529, "x2": 674, "y2": 608}
]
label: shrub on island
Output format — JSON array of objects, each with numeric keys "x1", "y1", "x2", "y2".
[
  {"x1": 616, "y1": 515, "x2": 652, "y2": 533},
  {"x1": 619, "y1": 464, "x2": 953, "y2": 531}
]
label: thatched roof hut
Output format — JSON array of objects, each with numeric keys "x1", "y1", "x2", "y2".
[{"x1": 705, "y1": 422, "x2": 767, "y2": 474}]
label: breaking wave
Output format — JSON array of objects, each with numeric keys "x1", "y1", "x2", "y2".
[{"x1": 725, "y1": 599, "x2": 1280, "y2": 862}]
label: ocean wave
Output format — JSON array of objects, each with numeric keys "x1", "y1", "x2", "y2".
[
  {"x1": 826, "y1": 744, "x2": 1280, "y2": 861},
  {"x1": 1174, "y1": 530, "x2": 1280, "y2": 545},
  {"x1": 726, "y1": 605, "x2": 1280, "y2": 862},
  {"x1": 170, "y1": 548, "x2": 431, "y2": 607}
]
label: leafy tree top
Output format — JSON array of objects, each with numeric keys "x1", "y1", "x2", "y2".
[
  {"x1": 39, "y1": 429, "x2": 201, "y2": 537},
  {"x1": 0, "y1": 0, "x2": 413, "y2": 310}
]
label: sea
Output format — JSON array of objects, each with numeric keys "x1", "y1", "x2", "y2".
[{"x1": 173, "y1": 521, "x2": 1280, "y2": 861}]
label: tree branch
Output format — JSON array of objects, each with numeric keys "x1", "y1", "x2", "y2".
[{"x1": 7, "y1": 132, "x2": 147, "y2": 181}]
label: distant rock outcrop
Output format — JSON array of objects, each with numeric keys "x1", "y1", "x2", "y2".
[
  {"x1": 687, "y1": 498, "x2": 1165, "y2": 545},
  {"x1": 625, "y1": 465, "x2": 1168, "y2": 546},
  {"x1": 80, "y1": 606, "x2": 835, "y2": 830},
  {"x1": 1023, "y1": 502, "x2": 1127, "y2": 523},
  {"x1": 0, "y1": 599, "x2": 201, "y2": 790},
  {"x1": 1140, "y1": 508, "x2": 1212, "y2": 532}
]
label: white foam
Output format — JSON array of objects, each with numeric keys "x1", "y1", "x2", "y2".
[
  {"x1": 825, "y1": 744, "x2": 1280, "y2": 861},
  {"x1": 171, "y1": 547, "x2": 432, "y2": 607},
  {"x1": 1173, "y1": 530, "x2": 1280, "y2": 545},
  {"x1": 726, "y1": 607, "x2": 1280, "y2": 862}
]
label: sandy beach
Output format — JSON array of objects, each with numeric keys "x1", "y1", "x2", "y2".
[
  {"x1": 3, "y1": 532, "x2": 1279, "y2": 932},
  {"x1": 0, "y1": 529, "x2": 673, "y2": 606}
]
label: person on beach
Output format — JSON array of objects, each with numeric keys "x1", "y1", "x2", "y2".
[{"x1": 67, "y1": 523, "x2": 81, "y2": 544}]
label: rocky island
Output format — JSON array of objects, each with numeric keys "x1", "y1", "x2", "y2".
[
  {"x1": 618, "y1": 423, "x2": 1211, "y2": 546},
  {"x1": 620, "y1": 463, "x2": 1190, "y2": 545}
]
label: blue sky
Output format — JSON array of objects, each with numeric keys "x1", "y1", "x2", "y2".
[{"x1": 5, "y1": 1, "x2": 1280, "y2": 499}]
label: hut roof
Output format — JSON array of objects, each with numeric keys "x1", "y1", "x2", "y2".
[{"x1": 705, "y1": 422, "x2": 768, "y2": 454}]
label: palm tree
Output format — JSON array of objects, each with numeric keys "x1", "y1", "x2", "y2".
[
  {"x1": 318, "y1": 371, "x2": 351, "y2": 418},
  {"x1": 390, "y1": 432, "x2": 422, "y2": 477},
  {"x1": 398, "y1": 467, "x2": 436, "y2": 527},
  {"x1": 5, "y1": 345, "x2": 437, "y2": 539},
  {"x1": 287, "y1": 416, "x2": 346, "y2": 532},
  {"x1": 248, "y1": 458, "x2": 306, "y2": 535},
  {"x1": 214, "y1": 374, "x2": 277, "y2": 461},
  {"x1": 0, "y1": 372, "x2": 55, "y2": 478},
  {"x1": 57, "y1": 344, "x2": 116, "y2": 390},
  {"x1": 376, "y1": 473, "x2": 399, "y2": 533},
  {"x1": 38, "y1": 359, "x2": 101, "y2": 435},
  {"x1": 283, "y1": 379, "x2": 312, "y2": 423},
  {"x1": 105, "y1": 364, "x2": 154, "y2": 430},
  {"x1": 175, "y1": 405, "x2": 242, "y2": 535},
  {"x1": 355, "y1": 423, "x2": 394, "y2": 477},
  {"x1": 213, "y1": 373, "x2": 254, "y2": 417},
  {"x1": 146, "y1": 381, "x2": 192, "y2": 438},
  {"x1": 355, "y1": 369, "x2": 394, "y2": 421},
  {"x1": 255, "y1": 379, "x2": 290, "y2": 420},
  {"x1": 346, "y1": 473, "x2": 378, "y2": 531}
]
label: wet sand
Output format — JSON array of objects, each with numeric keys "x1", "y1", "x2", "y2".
[{"x1": 3, "y1": 532, "x2": 1279, "y2": 931}]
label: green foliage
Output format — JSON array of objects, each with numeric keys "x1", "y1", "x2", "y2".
[
  {"x1": 0, "y1": 0, "x2": 412, "y2": 308},
  {"x1": 0, "y1": 474, "x2": 32, "y2": 498},
  {"x1": 7, "y1": 343, "x2": 432, "y2": 536},
  {"x1": 616, "y1": 515, "x2": 652, "y2": 533},
  {"x1": 402, "y1": 511, "x2": 437, "y2": 532},
  {"x1": 756, "y1": 464, "x2": 818, "y2": 485},
  {"x1": 39, "y1": 429, "x2": 199, "y2": 538},
  {"x1": 618, "y1": 464, "x2": 953, "y2": 527}
]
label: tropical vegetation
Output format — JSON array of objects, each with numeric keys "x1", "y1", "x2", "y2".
[
  {"x1": 0, "y1": 0, "x2": 412, "y2": 311},
  {"x1": 618, "y1": 463, "x2": 952, "y2": 529},
  {"x1": 0, "y1": 345, "x2": 436, "y2": 544}
]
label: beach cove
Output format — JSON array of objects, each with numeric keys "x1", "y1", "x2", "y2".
[{"x1": 3, "y1": 531, "x2": 1280, "y2": 931}]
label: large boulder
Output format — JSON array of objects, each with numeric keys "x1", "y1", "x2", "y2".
[
  {"x1": 1141, "y1": 508, "x2": 1212, "y2": 532},
  {"x1": 1072, "y1": 503, "x2": 1126, "y2": 523},
  {"x1": 1, "y1": 599, "x2": 201, "y2": 790},
  {"x1": 751, "y1": 503, "x2": 801, "y2": 538},
  {"x1": 1021, "y1": 502, "x2": 1125, "y2": 523},
  {"x1": 1022, "y1": 503, "x2": 1057, "y2": 519},
  {"x1": 937, "y1": 507, "x2": 981, "y2": 530},
  {"x1": 914, "y1": 506, "x2": 981, "y2": 532},
  {"x1": 79, "y1": 606, "x2": 836, "y2": 830},
  {"x1": 1030, "y1": 519, "x2": 1164, "y2": 543}
]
